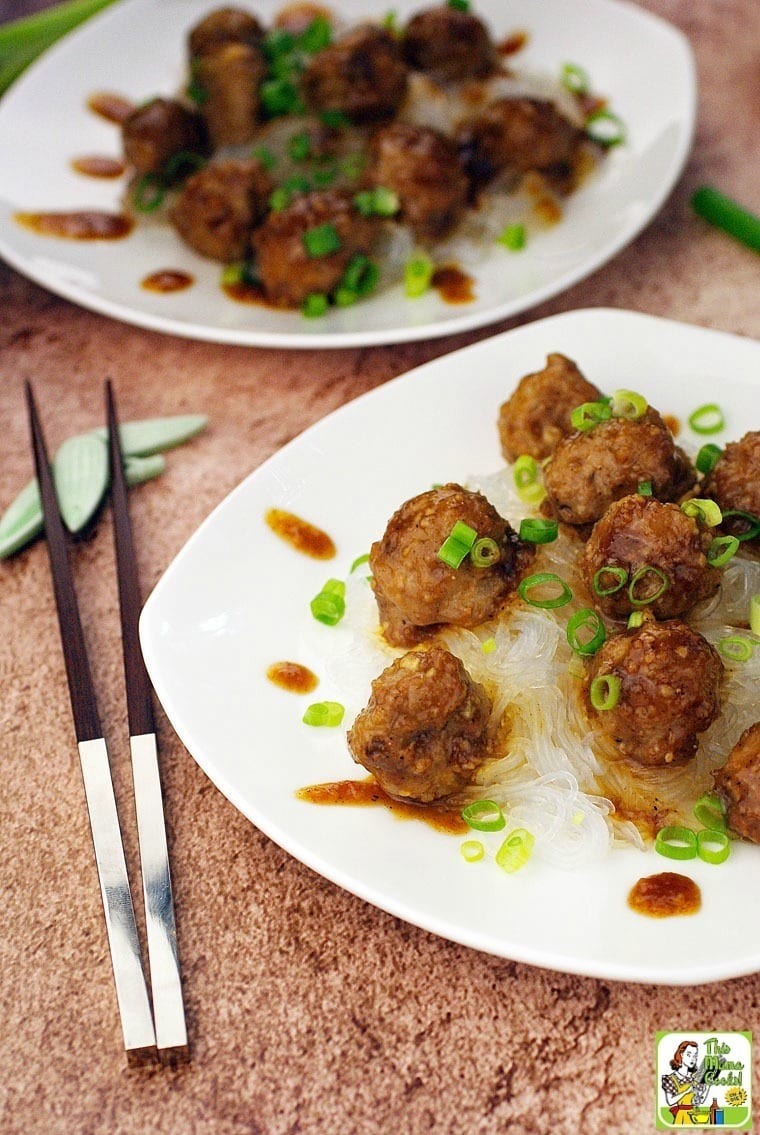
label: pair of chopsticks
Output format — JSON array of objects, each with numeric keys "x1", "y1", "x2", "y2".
[{"x1": 26, "y1": 380, "x2": 188, "y2": 1065}]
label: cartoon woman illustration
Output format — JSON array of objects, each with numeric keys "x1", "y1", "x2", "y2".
[{"x1": 661, "y1": 1040, "x2": 709, "y2": 1124}]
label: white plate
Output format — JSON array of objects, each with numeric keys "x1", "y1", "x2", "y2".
[
  {"x1": 0, "y1": 0, "x2": 695, "y2": 348},
  {"x1": 140, "y1": 309, "x2": 760, "y2": 985}
]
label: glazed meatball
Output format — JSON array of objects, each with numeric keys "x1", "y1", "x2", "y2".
[
  {"x1": 252, "y1": 189, "x2": 381, "y2": 307},
  {"x1": 581, "y1": 494, "x2": 721, "y2": 621},
  {"x1": 458, "y1": 97, "x2": 583, "y2": 189},
  {"x1": 702, "y1": 430, "x2": 760, "y2": 545},
  {"x1": 122, "y1": 98, "x2": 209, "y2": 176},
  {"x1": 171, "y1": 158, "x2": 273, "y2": 262},
  {"x1": 498, "y1": 353, "x2": 602, "y2": 462},
  {"x1": 370, "y1": 483, "x2": 534, "y2": 648},
  {"x1": 586, "y1": 620, "x2": 724, "y2": 767},
  {"x1": 542, "y1": 408, "x2": 696, "y2": 528},
  {"x1": 402, "y1": 4, "x2": 496, "y2": 82},
  {"x1": 188, "y1": 6, "x2": 264, "y2": 57},
  {"x1": 367, "y1": 123, "x2": 469, "y2": 242},
  {"x1": 193, "y1": 41, "x2": 267, "y2": 148},
  {"x1": 301, "y1": 25, "x2": 409, "y2": 122},
  {"x1": 713, "y1": 722, "x2": 760, "y2": 843},
  {"x1": 347, "y1": 646, "x2": 492, "y2": 802}
]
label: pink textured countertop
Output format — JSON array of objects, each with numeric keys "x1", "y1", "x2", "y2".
[{"x1": 1, "y1": 2, "x2": 759, "y2": 1132}]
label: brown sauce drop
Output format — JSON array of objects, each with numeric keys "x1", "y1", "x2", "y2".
[
  {"x1": 221, "y1": 279, "x2": 274, "y2": 307},
  {"x1": 663, "y1": 414, "x2": 681, "y2": 437},
  {"x1": 267, "y1": 660, "x2": 319, "y2": 694},
  {"x1": 498, "y1": 30, "x2": 528, "y2": 56},
  {"x1": 142, "y1": 269, "x2": 194, "y2": 293},
  {"x1": 296, "y1": 776, "x2": 468, "y2": 835},
  {"x1": 432, "y1": 264, "x2": 475, "y2": 305},
  {"x1": 87, "y1": 91, "x2": 135, "y2": 124},
  {"x1": 627, "y1": 872, "x2": 701, "y2": 918},
  {"x1": 14, "y1": 211, "x2": 133, "y2": 241},
  {"x1": 72, "y1": 155, "x2": 126, "y2": 179},
  {"x1": 265, "y1": 507, "x2": 336, "y2": 559}
]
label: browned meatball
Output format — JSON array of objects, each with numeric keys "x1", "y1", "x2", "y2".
[
  {"x1": 193, "y1": 41, "x2": 267, "y2": 148},
  {"x1": 370, "y1": 483, "x2": 534, "y2": 648},
  {"x1": 586, "y1": 620, "x2": 724, "y2": 767},
  {"x1": 367, "y1": 123, "x2": 469, "y2": 242},
  {"x1": 171, "y1": 159, "x2": 273, "y2": 261},
  {"x1": 581, "y1": 494, "x2": 721, "y2": 621},
  {"x1": 252, "y1": 189, "x2": 381, "y2": 307},
  {"x1": 713, "y1": 722, "x2": 760, "y2": 843},
  {"x1": 543, "y1": 408, "x2": 696, "y2": 529},
  {"x1": 402, "y1": 4, "x2": 496, "y2": 82},
  {"x1": 347, "y1": 646, "x2": 492, "y2": 802},
  {"x1": 702, "y1": 430, "x2": 760, "y2": 546},
  {"x1": 458, "y1": 97, "x2": 583, "y2": 189},
  {"x1": 188, "y1": 6, "x2": 264, "y2": 57},
  {"x1": 498, "y1": 353, "x2": 603, "y2": 462},
  {"x1": 301, "y1": 25, "x2": 409, "y2": 122},
  {"x1": 122, "y1": 98, "x2": 209, "y2": 176}
]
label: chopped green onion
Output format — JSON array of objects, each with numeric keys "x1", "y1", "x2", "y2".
[
  {"x1": 681, "y1": 498, "x2": 723, "y2": 528},
  {"x1": 261, "y1": 77, "x2": 304, "y2": 117},
  {"x1": 481, "y1": 636, "x2": 496, "y2": 655},
  {"x1": 691, "y1": 185, "x2": 760, "y2": 254},
  {"x1": 570, "y1": 400, "x2": 612, "y2": 431},
  {"x1": 696, "y1": 443, "x2": 722, "y2": 475},
  {"x1": 751, "y1": 594, "x2": 760, "y2": 636},
  {"x1": 561, "y1": 62, "x2": 589, "y2": 96},
  {"x1": 627, "y1": 610, "x2": 644, "y2": 629},
  {"x1": 518, "y1": 572, "x2": 573, "y2": 609},
  {"x1": 313, "y1": 161, "x2": 338, "y2": 189},
  {"x1": 470, "y1": 536, "x2": 501, "y2": 568},
  {"x1": 512, "y1": 453, "x2": 541, "y2": 498},
  {"x1": 298, "y1": 15, "x2": 333, "y2": 54},
  {"x1": 320, "y1": 109, "x2": 352, "y2": 129},
  {"x1": 696, "y1": 828, "x2": 731, "y2": 864},
  {"x1": 263, "y1": 27, "x2": 295, "y2": 57},
  {"x1": 269, "y1": 187, "x2": 291, "y2": 212},
  {"x1": 589, "y1": 673, "x2": 621, "y2": 711},
  {"x1": 302, "y1": 700, "x2": 345, "y2": 727},
  {"x1": 707, "y1": 534, "x2": 739, "y2": 567},
  {"x1": 722, "y1": 509, "x2": 760, "y2": 541},
  {"x1": 340, "y1": 152, "x2": 366, "y2": 180},
  {"x1": 566, "y1": 608, "x2": 606, "y2": 656},
  {"x1": 610, "y1": 388, "x2": 647, "y2": 420},
  {"x1": 350, "y1": 553, "x2": 370, "y2": 573},
  {"x1": 585, "y1": 108, "x2": 626, "y2": 148},
  {"x1": 637, "y1": 480, "x2": 652, "y2": 496},
  {"x1": 302, "y1": 292, "x2": 329, "y2": 318},
  {"x1": 162, "y1": 150, "x2": 206, "y2": 183},
  {"x1": 334, "y1": 286, "x2": 359, "y2": 308},
  {"x1": 461, "y1": 839, "x2": 485, "y2": 862},
  {"x1": 251, "y1": 145, "x2": 277, "y2": 171},
  {"x1": 461, "y1": 799, "x2": 506, "y2": 832},
  {"x1": 495, "y1": 828, "x2": 534, "y2": 874},
  {"x1": 447, "y1": 0, "x2": 470, "y2": 10},
  {"x1": 133, "y1": 173, "x2": 164, "y2": 213},
  {"x1": 339, "y1": 254, "x2": 379, "y2": 298},
  {"x1": 288, "y1": 131, "x2": 312, "y2": 162},
  {"x1": 438, "y1": 520, "x2": 478, "y2": 568},
  {"x1": 497, "y1": 223, "x2": 526, "y2": 251},
  {"x1": 655, "y1": 825, "x2": 697, "y2": 861},
  {"x1": 353, "y1": 186, "x2": 400, "y2": 217},
  {"x1": 381, "y1": 10, "x2": 399, "y2": 32},
  {"x1": 693, "y1": 792, "x2": 727, "y2": 833},
  {"x1": 688, "y1": 402, "x2": 725, "y2": 435},
  {"x1": 717, "y1": 634, "x2": 754, "y2": 662},
  {"x1": 404, "y1": 251, "x2": 434, "y2": 297},
  {"x1": 519, "y1": 518, "x2": 558, "y2": 544},
  {"x1": 303, "y1": 222, "x2": 342, "y2": 258},
  {"x1": 628, "y1": 564, "x2": 668, "y2": 607},
  {"x1": 593, "y1": 565, "x2": 627, "y2": 596},
  {"x1": 220, "y1": 262, "x2": 245, "y2": 287},
  {"x1": 310, "y1": 578, "x2": 346, "y2": 624}
]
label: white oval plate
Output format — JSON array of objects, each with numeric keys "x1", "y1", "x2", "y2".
[
  {"x1": 140, "y1": 309, "x2": 760, "y2": 984},
  {"x1": 0, "y1": 0, "x2": 695, "y2": 348}
]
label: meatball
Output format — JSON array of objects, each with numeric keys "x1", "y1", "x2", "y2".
[
  {"x1": 301, "y1": 24, "x2": 409, "y2": 122},
  {"x1": 402, "y1": 4, "x2": 496, "y2": 82},
  {"x1": 713, "y1": 722, "x2": 760, "y2": 843},
  {"x1": 193, "y1": 41, "x2": 267, "y2": 148},
  {"x1": 586, "y1": 620, "x2": 724, "y2": 767},
  {"x1": 367, "y1": 123, "x2": 469, "y2": 242},
  {"x1": 581, "y1": 494, "x2": 721, "y2": 621},
  {"x1": 252, "y1": 189, "x2": 381, "y2": 307},
  {"x1": 458, "y1": 97, "x2": 583, "y2": 189},
  {"x1": 498, "y1": 353, "x2": 603, "y2": 463},
  {"x1": 188, "y1": 6, "x2": 264, "y2": 57},
  {"x1": 122, "y1": 98, "x2": 209, "y2": 177},
  {"x1": 702, "y1": 430, "x2": 760, "y2": 545},
  {"x1": 347, "y1": 646, "x2": 492, "y2": 802},
  {"x1": 171, "y1": 158, "x2": 273, "y2": 262},
  {"x1": 370, "y1": 483, "x2": 534, "y2": 648},
  {"x1": 542, "y1": 408, "x2": 696, "y2": 528}
]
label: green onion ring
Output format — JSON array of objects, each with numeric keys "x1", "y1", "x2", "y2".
[
  {"x1": 404, "y1": 251, "x2": 434, "y2": 297},
  {"x1": 688, "y1": 402, "x2": 725, "y2": 435},
  {"x1": 350, "y1": 552, "x2": 370, "y2": 573},
  {"x1": 585, "y1": 108, "x2": 626, "y2": 147},
  {"x1": 437, "y1": 520, "x2": 477, "y2": 569},
  {"x1": 570, "y1": 400, "x2": 612, "y2": 432},
  {"x1": 460, "y1": 839, "x2": 485, "y2": 862},
  {"x1": 637, "y1": 480, "x2": 653, "y2": 497},
  {"x1": 681, "y1": 498, "x2": 723, "y2": 528},
  {"x1": 627, "y1": 610, "x2": 644, "y2": 629},
  {"x1": 696, "y1": 828, "x2": 731, "y2": 865},
  {"x1": 693, "y1": 792, "x2": 727, "y2": 833},
  {"x1": 461, "y1": 799, "x2": 506, "y2": 832},
  {"x1": 561, "y1": 62, "x2": 590, "y2": 95},
  {"x1": 566, "y1": 608, "x2": 606, "y2": 656},
  {"x1": 518, "y1": 572, "x2": 573, "y2": 609},
  {"x1": 310, "y1": 578, "x2": 346, "y2": 625},
  {"x1": 470, "y1": 537, "x2": 501, "y2": 568},
  {"x1": 717, "y1": 634, "x2": 754, "y2": 662},
  {"x1": 495, "y1": 828, "x2": 534, "y2": 873},
  {"x1": 497, "y1": 223, "x2": 526, "y2": 251},
  {"x1": 513, "y1": 453, "x2": 539, "y2": 489},
  {"x1": 519, "y1": 518, "x2": 558, "y2": 544},
  {"x1": 133, "y1": 173, "x2": 164, "y2": 213},
  {"x1": 627, "y1": 565, "x2": 668, "y2": 607},
  {"x1": 721, "y1": 509, "x2": 760, "y2": 541},
  {"x1": 610, "y1": 388, "x2": 647, "y2": 420},
  {"x1": 696, "y1": 443, "x2": 723, "y2": 475},
  {"x1": 589, "y1": 673, "x2": 621, "y2": 711},
  {"x1": 302, "y1": 700, "x2": 345, "y2": 727},
  {"x1": 707, "y1": 534, "x2": 740, "y2": 567},
  {"x1": 655, "y1": 825, "x2": 698, "y2": 861},
  {"x1": 593, "y1": 565, "x2": 628, "y2": 596}
]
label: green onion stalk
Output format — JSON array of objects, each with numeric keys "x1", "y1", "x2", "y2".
[{"x1": 0, "y1": 0, "x2": 120, "y2": 97}]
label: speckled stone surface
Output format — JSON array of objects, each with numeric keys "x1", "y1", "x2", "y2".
[{"x1": 1, "y1": 2, "x2": 759, "y2": 1132}]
